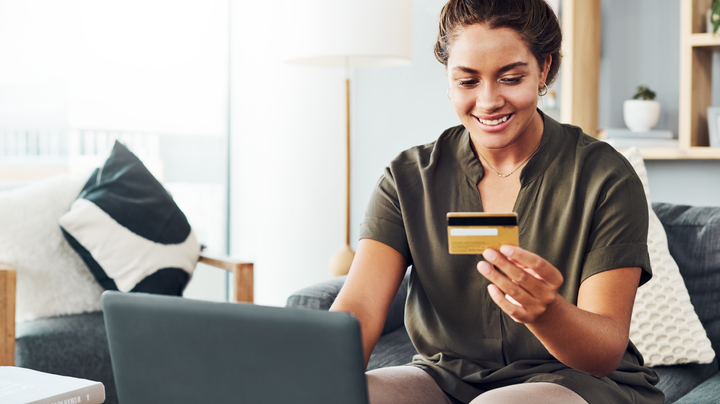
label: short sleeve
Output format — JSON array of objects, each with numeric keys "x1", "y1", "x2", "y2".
[
  {"x1": 359, "y1": 168, "x2": 413, "y2": 265},
  {"x1": 582, "y1": 172, "x2": 652, "y2": 286}
]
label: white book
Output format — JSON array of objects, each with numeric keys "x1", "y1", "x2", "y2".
[
  {"x1": 602, "y1": 138, "x2": 680, "y2": 149},
  {"x1": 601, "y1": 128, "x2": 675, "y2": 139},
  {"x1": 0, "y1": 367, "x2": 105, "y2": 404}
]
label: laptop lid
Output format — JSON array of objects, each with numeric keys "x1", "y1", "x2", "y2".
[{"x1": 102, "y1": 291, "x2": 369, "y2": 404}]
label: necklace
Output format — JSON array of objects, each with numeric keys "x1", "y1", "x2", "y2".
[{"x1": 476, "y1": 144, "x2": 541, "y2": 178}]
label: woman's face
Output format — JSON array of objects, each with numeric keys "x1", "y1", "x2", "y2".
[{"x1": 447, "y1": 24, "x2": 550, "y2": 151}]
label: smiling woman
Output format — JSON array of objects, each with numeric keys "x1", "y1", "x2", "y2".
[{"x1": 329, "y1": 1, "x2": 665, "y2": 404}]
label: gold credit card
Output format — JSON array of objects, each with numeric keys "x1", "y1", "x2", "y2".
[{"x1": 447, "y1": 213, "x2": 519, "y2": 254}]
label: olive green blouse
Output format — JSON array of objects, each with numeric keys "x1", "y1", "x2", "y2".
[{"x1": 359, "y1": 116, "x2": 663, "y2": 404}]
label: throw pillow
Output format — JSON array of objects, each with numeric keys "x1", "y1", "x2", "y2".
[
  {"x1": 652, "y1": 202, "x2": 720, "y2": 357},
  {"x1": 59, "y1": 141, "x2": 200, "y2": 295},
  {"x1": 622, "y1": 147, "x2": 716, "y2": 366},
  {"x1": 0, "y1": 175, "x2": 104, "y2": 322}
]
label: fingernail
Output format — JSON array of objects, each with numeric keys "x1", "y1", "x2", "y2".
[
  {"x1": 478, "y1": 262, "x2": 490, "y2": 275},
  {"x1": 483, "y1": 249, "x2": 497, "y2": 260},
  {"x1": 500, "y1": 245, "x2": 513, "y2": 255}
]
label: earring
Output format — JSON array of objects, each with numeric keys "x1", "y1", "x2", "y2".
[
  {"x1": 446, "y1": 87, "x2": 451, "y2": 100},
  {"x1": 539, "y1": 82, "x2": 548, "y2": 97}
]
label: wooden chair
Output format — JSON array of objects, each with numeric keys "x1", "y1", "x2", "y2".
[{"x1": 0, "y1": 252, "x2": 253, "y2": 367}]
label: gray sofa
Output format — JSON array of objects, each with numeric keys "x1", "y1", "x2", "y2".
[{"x1": 286, "y1": 203, "x2": 720, "y2": 404}]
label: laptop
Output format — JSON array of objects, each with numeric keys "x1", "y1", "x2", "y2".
[{"x1": 102, "y1": 291, "x2": 369, "y2": 404}]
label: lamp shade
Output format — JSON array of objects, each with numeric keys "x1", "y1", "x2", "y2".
[{"x1": 283, "y1": 0, "x2": 413, "y2": 68}]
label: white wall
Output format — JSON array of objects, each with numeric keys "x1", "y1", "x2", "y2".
[
  {"x1": 229, "y1": 1, "x2": 348, "y2": 306},
  {"x1": 0, "y1": 0, "x2": 228, "y2": 136}
]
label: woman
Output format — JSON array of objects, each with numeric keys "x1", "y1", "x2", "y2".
[{"x1": 330, "y1": 1, "x2": 663, "y2": 403}]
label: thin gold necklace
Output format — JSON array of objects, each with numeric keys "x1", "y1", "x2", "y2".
[{"x1": 476, "y1": 144, "x2": 541, "y2": 178}]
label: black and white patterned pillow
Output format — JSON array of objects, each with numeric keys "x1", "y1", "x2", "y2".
[{"x1": 59, "y1": 141, "x2": 200, "y2": 296}]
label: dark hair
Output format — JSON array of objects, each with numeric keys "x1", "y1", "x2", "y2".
[{"x1": 435, "y1": 0, "x2": 562, "y2": 87}]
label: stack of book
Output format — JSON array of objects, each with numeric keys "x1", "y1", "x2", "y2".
[
  {"x1": 0, "y1": 366, "x2": 105, "y2": 404},
  {"x1": 599, "y1": 128, "x2": 678, "y2": 149}
]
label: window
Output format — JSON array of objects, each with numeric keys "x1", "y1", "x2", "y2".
[{"x1": 0, "y1": 0, "x2": 230, "y2": 300}]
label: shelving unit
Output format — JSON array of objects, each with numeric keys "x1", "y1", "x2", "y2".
[
  {"x1": 562, "y1": 0, "x2": 720, "y2": 160},
  {"x1": 667, "y1": 0, "x2": 720, "y2": 159}
]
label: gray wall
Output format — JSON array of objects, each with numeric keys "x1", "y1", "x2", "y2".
[{"x1": 350, "y1": 0, "x2": 720, "y2": 247}]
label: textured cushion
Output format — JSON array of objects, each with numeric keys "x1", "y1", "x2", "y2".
[
  {"x1": 15, "y1": 312, "x2": 118, "y2": 404},
  {"x1": 652, "y1": 202, "x2": 720, "y2": 356},
  {"x1": 622, "y1": 148, "x2": 715, "y2": 366},
  {"x1": 0, "y1": 175, "x2": 104, "y2": 321},
  {"x1": 59, "y1": 141, "x2": 200, "y2": 295}
]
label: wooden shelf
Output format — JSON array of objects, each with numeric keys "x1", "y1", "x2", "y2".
[
  {"x1": 638, "y1": 147, "x2": 720, "y2": 160},
  {"x1": 689, "y1": 33, "x2": 720, "y2": 47}
]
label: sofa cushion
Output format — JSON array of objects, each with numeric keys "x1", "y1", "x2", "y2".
[
  {"x1": 59, "y1": 141, "x2": 200, "y2": 295},
  {"x1": 15, "y1": 311, "x2": 118, "y2": 404},
  {"x1": 652, "y1": 360, "x2": 719, "y2": 404},
  {"x1": 652, "y1": 202, "x2": 720, "y2": 356},
  {"x1": 367, "y1": 326, "x2": 417, "y2": 371},
  {"x1": 674, "y1": 370, "x2": 720, "y2": 404}
]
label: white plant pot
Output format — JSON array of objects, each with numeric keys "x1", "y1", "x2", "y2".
[{"x1": 623, "y1": 100, "x2": 660, "y2": 132}]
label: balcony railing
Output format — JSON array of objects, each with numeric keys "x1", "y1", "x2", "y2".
[{"x1": 1, "y1": 128, "x2": 160, "y2": 161}]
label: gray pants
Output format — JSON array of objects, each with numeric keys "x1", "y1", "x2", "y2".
[{"x1": 366, "y1": 366, "x2": 588, "y2": 404}]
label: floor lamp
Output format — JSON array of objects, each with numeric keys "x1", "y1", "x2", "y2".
[{"x1": 284, "y1": 0, "x2": 412, "y2": 276}]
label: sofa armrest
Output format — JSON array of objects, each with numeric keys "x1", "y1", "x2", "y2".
[
  {"x1": 286, "y1": 276, "x2": 347, "y2": 310},
  {"x1": 286, "y1": 272, "x2": 410, "y2": 336},
  {"x1": 198, "y1": 251, "x2": 253, "y2": 303},
  {"x1": 0, "y1": 264, "x2": 16, "y2": 366}
]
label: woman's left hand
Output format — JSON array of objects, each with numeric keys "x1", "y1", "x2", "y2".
[{"x1": 478, "y1": 245, "x2": 564, "y2": 324}]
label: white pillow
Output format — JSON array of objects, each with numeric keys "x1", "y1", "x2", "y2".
[
  {"x1": 621, "y1": 147, "x2": 716, "y2": 366},
  {"x1": 0, "y1": 175, "x2": 104, "y2": 322}
]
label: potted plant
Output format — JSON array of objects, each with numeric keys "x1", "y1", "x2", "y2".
[
  {"x1": 709, "y1": 0, "x2": 720, "y2": 35},
  {"x1": 623, "y1": 85, "x2": 660, "y2": 133}
]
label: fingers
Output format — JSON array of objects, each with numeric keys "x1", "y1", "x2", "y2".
[
  {"x1": 479, "y1": 249, "x2": 550, "y2": 300},
  {"x1": 497, "y1": 245, "x2": 564, "y2": 287},
  {"x1": 478, "y1": 246, "x2": 564, "y2": 323},
  {"x1": 487, "y1": 284, "x2": 523, "y2": 323},
  {"x1": 484, "y1": 272, "x2": 535, "y2": 323},
  {"x1": 478, "y1": 259, "x2": 532, "y2": 304}
]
